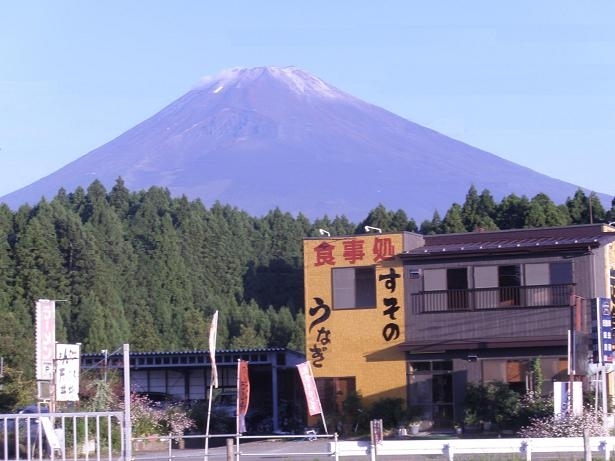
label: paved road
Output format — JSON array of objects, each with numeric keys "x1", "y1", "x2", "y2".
[
  {"x1": 133, "y1": 438, "x2": 406, "y2": 461},
  {"x1": 132, "y1": 436, "x2": 596, "y2": 461}
]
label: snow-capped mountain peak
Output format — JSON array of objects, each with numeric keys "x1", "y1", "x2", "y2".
[
  {"x1": 1, "y1": 66, "x2": 605, "y2": 221},
  {"x1": 197, "y1": 66, "x2": 342, "y2": 99}
]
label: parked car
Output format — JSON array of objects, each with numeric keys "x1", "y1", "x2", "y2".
[
  {"x1": 211, "y1": 391, "x2": 237, "y2": 418},
  {"x1": 0, "y1": 405, "x2": 51, "y2": 458}
]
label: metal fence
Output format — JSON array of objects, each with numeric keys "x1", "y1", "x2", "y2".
[{"x1": 1, "y1": 410, "x2": 125, "y2": 461}]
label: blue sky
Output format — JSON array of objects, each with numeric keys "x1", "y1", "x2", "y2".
[{"x1": 1, "y1": 1, "x2": 614, "y2": 200}]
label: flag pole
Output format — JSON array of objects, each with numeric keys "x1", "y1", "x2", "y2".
[
  {"x1": 204, "y1": 311, "x2": 219, "y2": 460},
  {"x1": 235, "y1": 359, "x2": 240, "y2": 435},
  {"x1": 204, "y1": 378, "x2": 215, "y2": 459},
  {"x1": 308, "y1": 361, "x2": 328, "y2": 435}
]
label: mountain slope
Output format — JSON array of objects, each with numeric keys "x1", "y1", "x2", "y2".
[{"x1": 1, "y1": 66, "x2": 607, "y2": 221}]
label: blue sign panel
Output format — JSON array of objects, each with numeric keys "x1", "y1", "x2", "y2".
[{"x1": 592, "y1": 297, "x2": 613, "y2": 364}]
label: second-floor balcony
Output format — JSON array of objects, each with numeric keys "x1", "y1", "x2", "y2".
[{"x1": 412, "y1": 283, "x2": 575, "y2": 313}]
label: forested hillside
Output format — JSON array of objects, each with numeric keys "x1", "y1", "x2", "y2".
[{"x1": 0, "y1": 178, "x2": 613, "y2": 378}]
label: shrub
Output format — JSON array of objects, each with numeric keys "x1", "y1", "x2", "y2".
[
  {"x1": 369, "y1": 397, "x2": 405, "y2": 429},
  {"x1": 463, "y1": 381, "x2": 521, "y2": 428},
  {"x1": 518, "y1": 409, "x2": 607, "y2": 437},
  {"x1": 122, "y1": 393, "x2": 195, "y2": 437}
]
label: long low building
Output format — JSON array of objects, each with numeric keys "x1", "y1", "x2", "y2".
[{"x1": 81, "y1": 347, "x2": 305, "y2": 433}]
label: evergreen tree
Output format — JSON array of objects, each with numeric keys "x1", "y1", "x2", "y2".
[
  {"x1": 419, "y1": 211, "x2": 443, "y2": 235},
  {"x1": 0, "y1": 204, "x2": 14, "y2": 308},
  {"x1": 390, "y1": 209, "x2": 412, "y2": 232},
  {"x1": 13, "y1": 200, "x2": 69, "y2": 307},
  {"x1": 496, "y1": 194, "x2": 530, "y2": 230},
  {"x1": 267, "y1": 305, "x2": 297, "y2": 348},
  {"x1": 565, "y1": 189, "x2": 604, "y2": 224},
  {"x1": 526, "y1": 193, "x2": 570, "y2": 228},
  {"x1": 441, "y1": 204, "x2": 466, "y2": 233},
  {"x1": 358, "y1": 204, "x2": 392, "y2": 233},
  {"x1": 606, "y1": 197, "x2": 615, "y2": 223},
  {"x1": 108, "y1": 177, "x2": 131, "y2": 218},
  {"x1": 461, "y1": 185, "x2": 497, "y2": 231},
  {"x1": 182, "y1": 308, "x2": 210, "y2": 350}
]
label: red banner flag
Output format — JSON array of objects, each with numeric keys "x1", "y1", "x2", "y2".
[
  {"x1": 297, "y1": 361, "x2": 323, "y2": 416},
  {"x1": 237, "y1": 360, "x2": 250, "y2": 433}
]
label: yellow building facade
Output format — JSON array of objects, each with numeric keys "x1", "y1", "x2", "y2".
[{"x1": 302, "y1": 232, "x2": 422, "y2": 413}]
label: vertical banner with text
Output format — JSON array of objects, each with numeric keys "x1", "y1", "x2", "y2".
[
  {"x1": 592, "y1": 297, "x2": 613, "y2": 365},
  {"x1": 297, "y1": 361, "x2": 323, "y2": 416},
  {"x1": 55, "y1": 343, "x2": 81, "y2": 401},
  {"x1": 36, "y1": 299, "x2": 56, "y2": 380},
  {"x1": 237, "y1": 360, "x2": 250, "y2": 433}
]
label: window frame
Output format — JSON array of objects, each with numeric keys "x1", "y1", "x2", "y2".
[{"x1": 332, "y1": 266, "x2": 377, "y2": 309}]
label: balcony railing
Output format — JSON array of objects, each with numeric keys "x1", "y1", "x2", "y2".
[{"x1": 412, "y1": 283, "x2": 574, "y2": 313}]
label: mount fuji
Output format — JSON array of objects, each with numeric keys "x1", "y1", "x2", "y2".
[{"x1": 1, "y1": 66, "x2": 606, "y2": 221}]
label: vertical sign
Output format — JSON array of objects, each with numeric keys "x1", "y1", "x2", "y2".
[
  {"x1": 297, "y1": 361, "x2": 323, "y2": 416},
  {"x1": 553, "y1": 381, "x2": 583, "y2": 416},
  {"x1": 371, "y1": 419, "x2": 383, "y2": 445},
  {"x1": 36, "y1": 299, "x2": 56, "y2": 380},
  {"x1": 55, "y1": 343, "x2": 80, "y2": 401},
  {"x1": 237, "y1": 360, "x2": 250, "y2": 433},
  {"x1": 591, "y1": 297, "x2": 613, "y2": 364}
]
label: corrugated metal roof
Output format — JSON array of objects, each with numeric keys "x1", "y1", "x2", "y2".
[
  {"x1": 401, "y1": 225, "x2": 615, "y2": 258},
  {"x1": 81, "y1": 347, "x2": 297, "y2": 358}
]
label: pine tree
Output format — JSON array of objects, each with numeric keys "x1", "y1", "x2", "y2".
[
  {"x1": 461, "y1": 185, "x2": 497, "y2": 231},
  {"x1": 442, "y1": 204, "x2": 466, "y2": 233},
  {"x1": 527, "y1": 193, "x2": 570, "y2": 228},
  {"x1": 496, "y1": 194, "x2": 530, "y2": 230},
  {"x1": 420, "y1": 211, "x2": 443, "y2": 235}
]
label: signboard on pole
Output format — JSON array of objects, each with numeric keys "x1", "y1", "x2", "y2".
[
  {"x1": 36, "y1": 299, "x2": 56, "y2": 380},
  {"x1": 553, "y1": 381, "x2": 582, "y2": 416},
  {"x1": 591, "y1": 297, "x2": 613, "y2": 364},
  {"x1": 55, "y1": 343, "x2": 80, "y2": 401}
]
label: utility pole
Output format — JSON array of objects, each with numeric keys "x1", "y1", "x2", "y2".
[{"x1": 101, "y1": 349, "x2": 108, "y2": 383}]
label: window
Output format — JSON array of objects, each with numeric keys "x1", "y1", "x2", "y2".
[
  {"x1": 408, "y1": 361, "x2": 453, "y2": 426},
  {"x1": 315, "y1": 377, "x2": 356, "y2": 415},
  {"x1": 447, "y1": 268, "x2": 469, "y2": 310},
  {"x1": 421, "y1": 268, "x2": 468, "y2": 311},
  {"x1": 332, "y1": 266, "x2": 376, "y2": 309},
  {"x1": 498, "y1": 265, "x2": 521, "y2": 306}
]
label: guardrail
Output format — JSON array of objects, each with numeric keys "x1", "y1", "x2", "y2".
[
  {"x1": 133, "y1": 433, "x2": 615, "y2": 460},
  {"x1": 332, "y1": 437, "x2": 614, "y2": 460},
  {"x1": 134, "y1": 433, "x2": 338, "y2": 460}
]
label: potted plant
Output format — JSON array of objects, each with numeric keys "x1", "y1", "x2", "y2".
[
  {"x1": 408, "y1": 417, "x2": 421, "y2": 435},
  {"x1": 463, "y1": 409, "x2": 480, "y2": 433}
]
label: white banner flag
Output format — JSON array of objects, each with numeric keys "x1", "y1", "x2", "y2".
[
  {"x1": 209, "y1": 311, "x2": 219, "y2": 388},
  {"x1": 297, "y1": 361, "x2": 323, "y2": 416}
]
